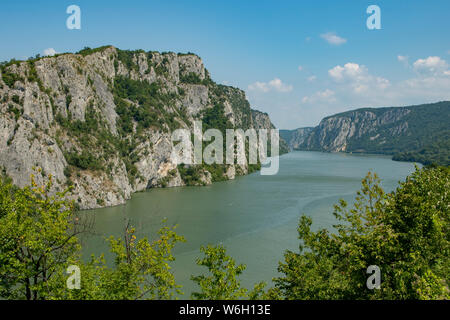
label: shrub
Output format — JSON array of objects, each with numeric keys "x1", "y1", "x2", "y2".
[
  {"x1": 271, "y1": 168, "x2": 450, "y2": 300},
  {"x1": 1, "y1": 70, "x2": 24, "y2": 88}
]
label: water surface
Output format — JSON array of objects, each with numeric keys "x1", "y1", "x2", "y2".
[{"x1": 81, "y1": 151, "x2": 417, "y2": 297}]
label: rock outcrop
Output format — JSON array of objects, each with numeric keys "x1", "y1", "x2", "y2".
[
  {"x1": 280, "y1": 127, "x2": 314, "y2": 151},
  {"x1": 281, "y1": 102, "x2": 450, "y2": 161},
  {"x1": 0, "y1": 46, "x2": 283, "y2": 209},
  {"x1": 300, "y1": 108, "x2": 411, "y2": 152}
]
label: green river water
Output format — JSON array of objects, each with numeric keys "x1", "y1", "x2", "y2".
[{"x1": 80, "y1": 151, "x2": 417, "y2": 297}]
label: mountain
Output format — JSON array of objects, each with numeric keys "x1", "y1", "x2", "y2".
[
  {"x1": 280, "y1": 127, "x2": 314, "y2": 151},
  {"x1": 282, "y1": 101, "x2": 450, "y2": 166},
  {"x1": 0, "y1": 45, "x2": 285, "y2": 209}
]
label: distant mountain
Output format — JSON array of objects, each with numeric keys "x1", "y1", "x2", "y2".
[
  {"x1": 280, "y1": 127, "x2": 314, "y2": 151},
  {"x1": 282, "y1": 101, "x2": 450, "y2": 166}
]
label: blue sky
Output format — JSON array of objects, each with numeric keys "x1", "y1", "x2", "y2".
[{"x1": 1, "y1": 0, "x2": 450, "y2": 129}]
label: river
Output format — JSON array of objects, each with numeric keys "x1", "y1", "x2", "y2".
[{"x1": 80, "y1": 151, "x2": 417, "y2": 297}]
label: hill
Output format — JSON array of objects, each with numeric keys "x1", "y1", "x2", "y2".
[
  {"x1": 282, "y1": 101, "x2": 450, "y2": 166},
  {"x1": 0, "y1": 46, "x2": 285, "y2": 209}
]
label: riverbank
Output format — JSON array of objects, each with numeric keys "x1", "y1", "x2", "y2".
[{"x1": 79, "y1": 151, "x2": 417, "y2": 297}]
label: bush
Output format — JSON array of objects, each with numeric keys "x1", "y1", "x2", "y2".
[
  {"x1": 116, "y1": 49, "x2": 138, "y2": 72},
  {"x1": 180, "y1": 72, "x2": 203, "y2": 84},
  {"x1": 77, "y1": 46, "x2": 112, "y2": 57},
  {"x1": 11, "y1": 95, "x2": 20, "y2": 104},
  {"x1": 191, "y1": 245, "x2": 266, "y2": 300},
  {"x1": 1, "y1": 70, "x2": 24, "y2": 88},
  {"x1": 177, "y1": 164, "x2": 203, "y2": 186},
  {"x1": 271, "y1": 167, "x2": 450, "y2": 300},
  {"x1": 113, "y1": 76, "x2": 178, "y2": 134},
  {"x1": 8, "y1": 104, "x2": 22, "y2": 120},
  {"x1": 0, "y1": 175, "x2": 185, "y2": 300},
  {"x1": 65, "y1": 151, "x2": 102, "y2": 171}
]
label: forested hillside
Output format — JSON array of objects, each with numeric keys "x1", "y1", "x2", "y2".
[{"x1": 283, "y1": 101, "x2": 450, "y2": 166}]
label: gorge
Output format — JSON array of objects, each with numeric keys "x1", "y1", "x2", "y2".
[
  {"x1": 0, "y1": 46, "x2": 286, "y2": 209},
  {"x1": 281, "y1": 101, "x2": 450, "y2": 166}
]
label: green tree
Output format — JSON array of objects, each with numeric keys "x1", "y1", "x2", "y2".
[
  {"x1": 48, "y1": 221, "x2": 185, "y2": 300},
  {"x1": 0, "y1": 173, "x2": 185, "y2": 300},
  {"x1": 191, "y1": 244, "x2": 266, "y2": 300},
  {"x1": 271, "y1": 167, "x2": 449, "y2": 300},
  {"x1": 0, "y1": 172, "x2": 83, "y2": 300}
]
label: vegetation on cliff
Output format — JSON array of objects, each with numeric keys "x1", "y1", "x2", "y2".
[
  {"x1": 392, "y1": 131, "x2": 450, "y2": 166},
  {"x1": 284, "y1": 101, "x2": 450, "y2": 167},
  {"x1": 0, "y1": 46, "x2": 284, "y2": 209}
]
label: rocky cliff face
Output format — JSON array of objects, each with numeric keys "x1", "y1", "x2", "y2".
[
  {"x1": 251, "y1": 110, "x2": 289, "y2": 154},
  {"x1": 280, "y1": 127, "x2": 314, "y2": 150},
  {"x1": 282, "y1": 101, "x2": 449, "y2": 158},
  {"x1": 301, "y1": 108, "x2": 411, "y2": 152},
  {"x1": 0, "y1": 46, "x2": 281, "y2": 209}
]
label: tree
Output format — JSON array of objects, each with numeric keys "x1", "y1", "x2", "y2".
[
  {"x1": 0, "y1": 172, "x2": 185, "y2": 300},
  {"x1": 0, "y1": 171, "x2": 87, "y2": 300},
  {"x1": 2, "y1": 166, "x2": 447, "y2": 300},
  {"x1": 191, "y1": 244, "x2": 266, "y2": 300},
  {"x1": 271, "y1": 167, "x2": 449, "y2": 300},
  {"x1": 48, "y1": 220, "x2": 185, "y2": 300}
]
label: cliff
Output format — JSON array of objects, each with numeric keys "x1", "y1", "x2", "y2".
[
  {"x1": 280, "y1": 127, "x2": 314, "y2": 151},
  {"x1": 282, "y1": 101, "x2": 450, "y2": 166},
  {"x1": 0, "y1": 46, "x2": 283, "y2": 209}
]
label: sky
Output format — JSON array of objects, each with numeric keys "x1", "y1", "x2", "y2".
[{"x1": 1, "y1": 0, "x2": 450, "y2": 129}]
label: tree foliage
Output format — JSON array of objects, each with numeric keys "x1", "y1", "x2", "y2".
[
  {"x1": 393, "y1": 132, "x2": 450, "y2": 166},
  {"x1": 0, "y1": 174, "x2": 185, "y2": 300},
  {"x1": 0, "y1": 172, "x2": 82, "y2": 299},
  {"x1": 48, "y1": 222, "x2": 185, "y2": 300},
  {"x1": 271, "y1": 167, "x2": 449, "y2": 300},
  {"x1": 191, "y1": 244, "x2": 266, "y2": 300},
  {"x1": 300, "y1": 101, "x2": 450, "y2": 166},
  {"x1": 1, "y1": 166, "x2": 448, "y2": 300}
]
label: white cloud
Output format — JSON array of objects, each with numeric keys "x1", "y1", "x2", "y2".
[
  {"x1": 397, "y1": 55, "x2": 409, "y2": 66},
  {"x1": 43, "y1": 48, "x2": 57, "y2": 56},
  {"x1": 328, "y1": 63, "x2": 369, "y2": 82},
  {"x1": 375, "y1": 77, "x2": 390, "y2": 89},
  {"x1": 327, "y1": 62, "x2": 391, "y2": 97},
  {"x1": 248, "y1": 78, "x2": 293, "y2": 93},
  {"x1": 320, "y1": 32, "x2": 347, "y2": 46},
  {"x1": 397, "y1": 75, "x2": 450, "y2": 103},
  {"x1": 302, "y1": 89, "x2": 336, "y2": 104},
  {"x1": 252, "y1": 56, "x2": 450, "y2": 128},
  {"x1": 298, "y1": 65, "x2": 303, "y2": 71},
  {"x1": 316, "y1": 57, "x2": 450, "y2": 109},
  {"x1": 397, "y1": 56, "x2": 450, "y2": 101},
  {"x1": 307, "y1": 75, "x2": 317, "y2": 82},
  {"x1": 267, "y1": 78, "x2": 293, "y2": 92},
  {"x1": 412, "y1": 56, "x2": 449, "y2": 75},
  {"x1": 248, "y1": 81, "x2": 270, "y2": 92},
  {"x1": 328, "y1": 65, "x2": 345, "y2": 80}
]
